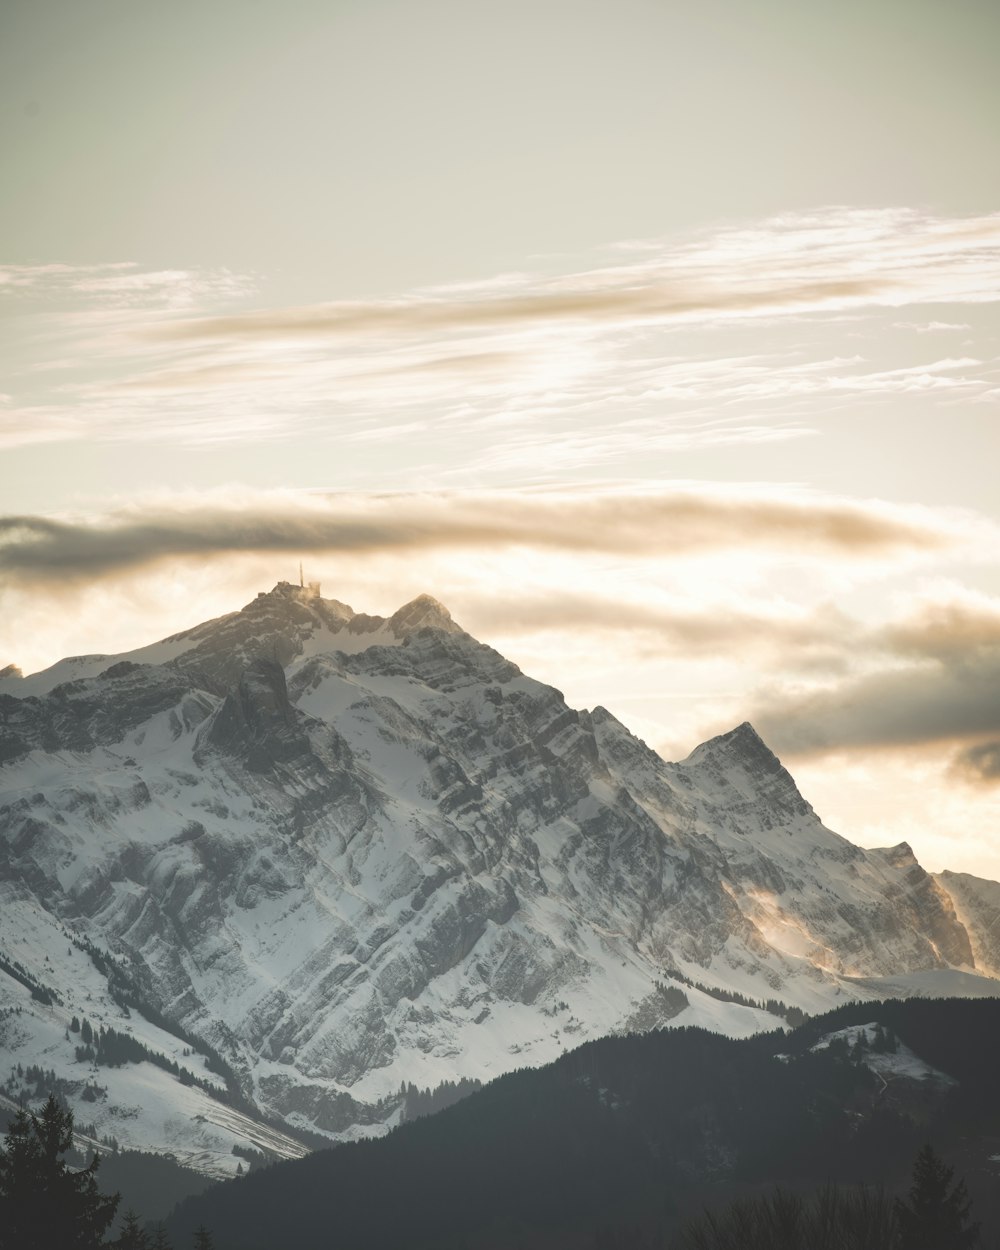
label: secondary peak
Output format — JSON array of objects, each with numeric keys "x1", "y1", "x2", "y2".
[{"x1": 388, "y1": 595, "x2": 461, "y2": 637}]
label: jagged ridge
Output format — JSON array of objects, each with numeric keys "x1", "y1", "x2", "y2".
[{"x1": 0, "y1": 584, "x2": 997, "y2": 1167}]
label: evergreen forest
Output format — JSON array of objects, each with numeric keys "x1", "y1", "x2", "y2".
[{"x1": 3, "y1": 997, "x2": 1000, "y2": 1249}]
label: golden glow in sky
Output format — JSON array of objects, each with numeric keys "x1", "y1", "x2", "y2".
[{"x1": 2, "y1": 0, "x2": 999, "y2": 876}]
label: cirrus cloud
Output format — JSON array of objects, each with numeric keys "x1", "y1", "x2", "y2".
[{"x1": 3, "y1": 206, "x2": 1000, "y2": 460}]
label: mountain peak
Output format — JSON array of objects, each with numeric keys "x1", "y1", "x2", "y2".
[
  {"x1": 685, "y1": 721, "x2": 777, "y2": 770},
  {"x1": 238, "y1": 581, "x2": 357, "y2": 630},
  {"x1": 244, "y1": 585, "x2": 461, "y2": 637},
  {"x1": 681, "y1": 720, "x2": 816, "y2": 820},
  {"x1": 870, "y1": 842, "x2": 919, "y2": 870},
  {"x1": 273, "y1": 578, "x2": 320, "y2": 595},
  {"x1": 387, "y1": 594, "x2": 461, "y2": 637},
  {"x1": 723, "y1": 720, "x2": 766, "y2": 747},
  {"x1": 252, "y1": 579, "x2": 338, "y2": 608}
]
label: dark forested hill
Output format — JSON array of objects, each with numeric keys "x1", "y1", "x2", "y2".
[{"x1": 167, "y1": 997, "x2": 1000, "y2": 1250}]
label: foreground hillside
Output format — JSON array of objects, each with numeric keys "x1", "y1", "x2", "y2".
[
  {"x1": 167, "y1": 996, "x2": 1000, "y2": 1250},
  {"x1": 2, "y1": 582, "x2": 999, "y2": 1164}
]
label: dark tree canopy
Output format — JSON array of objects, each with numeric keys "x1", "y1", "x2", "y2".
[
  {"x1": 677, "y1": 1184, "x2": 899, "y2": 1250},
  {"x1": 114, "y1": 1209, "x2": 149, "y2": 1250},
  {"x1": 0, "y1": 1094, "x2": 119, "y2": 1250},
  {"x1": 895, "y1": 1144, "x2": 980, "y2": 1250}
]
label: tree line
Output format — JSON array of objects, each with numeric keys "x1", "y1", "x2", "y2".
[
  {"x1": 0, "y1": 1095, "x2": 215, "y2": 1250},
  {"x1": 70, "y1": 1016, "x2": 213, "y2": 1091},
  {"x1": 1, "y1": 1092, "x2": 982, "y2": 1249},
  {"x1": 663, "y1": 967, "x2": 807, "y2": 1026},
  {"x1": 674, "y1": 1145, "x2": 979, "y2": 1248}
]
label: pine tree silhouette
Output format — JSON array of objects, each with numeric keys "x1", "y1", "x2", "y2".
[
  {"x1": 148, "y1": 1226, "x2": 172, "y2": 1250},
  {"x1": 0, "y1": 1093, "x2": 119, "y2": 1249},
  {"x1": 115, "y1": 1208, "x2": 149, "y2": 1249},
  {"x1": 895, "y1": 1144, "x2": 979, "y2": 1249}
]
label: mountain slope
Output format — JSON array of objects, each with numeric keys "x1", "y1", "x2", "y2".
[
  {"x1": 934, "y1": 870, "x2": 1000, "y2": 977},
  {"x1": 1, "y1": 582, "x2": 997, "y2": 1161},
  {"x1": 165, "y1": 996, "x2": 1000, "y2": 1250}
]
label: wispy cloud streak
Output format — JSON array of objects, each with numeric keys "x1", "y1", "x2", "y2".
[
  {"x1": 2, "y1": 207, "x2": 999, "y2": 458},
  {"x1": 0, "y1": 487, "x2": 958, "y2": 584}
]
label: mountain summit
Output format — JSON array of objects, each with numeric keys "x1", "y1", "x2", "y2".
[{"x1": 0, "y1": 585, "x2": 997, "y2": 1171}]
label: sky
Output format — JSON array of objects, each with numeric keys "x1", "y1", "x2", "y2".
[{"x1": 2, "y1": 0, "x2": 999, "y2": 877}]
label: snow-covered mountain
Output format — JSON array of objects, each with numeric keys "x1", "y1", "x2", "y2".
[{"x1": 0, "y1": 581, "x2": 997, "y2": 1170}]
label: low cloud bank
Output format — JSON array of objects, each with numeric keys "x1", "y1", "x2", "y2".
[
  {"x1": 951, "y1": 742, "x2": 1000, "y2": 786},
  {"x1": 0, "y1": 488, "x2": 950, "y2": 584},
  {"x1": 753, "y1": 602, "x2": 1000, "y2": 757}
]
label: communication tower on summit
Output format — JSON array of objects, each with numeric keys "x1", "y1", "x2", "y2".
[{"x1": 292, "y1": 561, "x2": 321, "y2": 597}]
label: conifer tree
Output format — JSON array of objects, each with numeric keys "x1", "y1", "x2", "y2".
[
  {"x1": 192, "y1": 1227, "x2": 214, "y2": 1250},
  {"x1": 0, "y1": 1093, "x2": 119, "y2": 1249},
  {"x1": 115, "y1": 1208, "x2": 149, "y2": 1249},
  {"x1": 147, "y1": 1226, "x2": 172, "y2": 1250},
  {"x1": 895, "y1": 1144, "x2": 979, "y2": 1249}
]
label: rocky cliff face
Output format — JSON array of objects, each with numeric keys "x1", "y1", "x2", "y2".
[
  {"x1": 935, "y1": 870, "x2": 1000, "y2": 977},
  {"x1": 0, "y1": 583, "x2": 997, "y2": 1170}
]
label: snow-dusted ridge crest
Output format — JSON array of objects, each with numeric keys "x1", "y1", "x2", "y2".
[{"x1": 0, "y1": 581, "x2": 997, "y2": 1170}]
